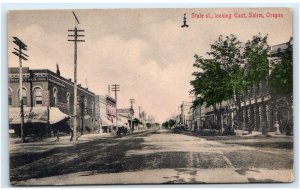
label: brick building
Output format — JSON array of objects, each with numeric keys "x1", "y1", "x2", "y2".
[{"x1": 8, "y1": 66, "x2": 96, "y2": 137}]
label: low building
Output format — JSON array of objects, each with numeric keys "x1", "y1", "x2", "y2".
[
  {"x1": 104, "y1": 95, "x2": 116, "y2": 132},
  {"x1": 180, "y1": 101, "x2": 192, "y2": 126}
]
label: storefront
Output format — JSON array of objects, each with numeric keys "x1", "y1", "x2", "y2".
[{"x1": 9, "y1": 106, "x2": 70, "y2": 137}]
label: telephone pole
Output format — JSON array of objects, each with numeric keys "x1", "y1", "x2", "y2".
[
  {"x1": 138, "y1": 106, "x2": 141, "y2": 130},
  {"x1": 129, "y1": 98, "x2": 135, "y2": 132},
  {"x1": 111, "y1": 84, "x2": 120, "y2": 129},
  {"x1": 68, "y1": 11, "x2": 85, "y2": 141},
  {"x1": 12, "y1": 37, "x2": 28, "y2": 143}
]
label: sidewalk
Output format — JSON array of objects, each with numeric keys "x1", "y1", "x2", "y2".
[
  {"x1": 234, "y1": 129, "x2": 290, "y2": 137},
  {"x1": 182, "y1": 129, "x2": 293, "y2": 150}
]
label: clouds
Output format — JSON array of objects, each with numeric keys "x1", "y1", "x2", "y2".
[{"x1": 8, "y1": 8, "x2": 293, "y2": 122}]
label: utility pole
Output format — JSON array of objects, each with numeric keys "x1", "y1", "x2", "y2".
[
  {"x1": 129, "y1": 98, "x2": 135, "y2": 133},
  {"x1": 12, "y1": 37, "x2": 28, "y2": 143},
  {"x1": 138, "y1": 106, "x2": 141, "y2": 130},
  {"x1": 68, "y1": 11, "x2": 85, "y2": 141},
  {"x1": 111, "y1": 84, "x2": 120, "y2": 129},
  {"x1": 81, "y1": 95, "x2": 85, "y2": 136}
]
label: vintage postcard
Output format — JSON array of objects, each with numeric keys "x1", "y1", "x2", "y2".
[{"x1": 8, "y1": 8, "x2": 293, "y2": 185}]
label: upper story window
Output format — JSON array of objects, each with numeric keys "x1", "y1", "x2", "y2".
[
  {"x1": 66, "y1": 92, "x2": 70, "y2": 113},
  {"x1": 18, "y1": 87, "x2": 27, "y2": 106},
  {"x1": 53, "y1": 88, "x2": 58, "y2": 106},
  {"x1": 84, "y1": 99, "x2": 87, "y2": 108},
  {"x1": 34, "y1": 87, "x2": 43, "y2": 106},
  {"x1": 91, "y1": 102, "x2": 94, "y2": 115},
  {"x1": 8, "y1": 88, "x2": 12, "y2": 106}
]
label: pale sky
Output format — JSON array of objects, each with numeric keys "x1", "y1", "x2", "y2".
[{"x1": 8, "y1": 8, "x2": 293, "y2": 122}]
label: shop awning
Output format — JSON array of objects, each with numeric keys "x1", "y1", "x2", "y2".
[
  {"x1": 117, "y1": 116, "x2": 129, "y2": 127},
  {"x1": 101, "y1": 117, "x2": 113, "y2": 126},
  {"x1": 9, "y1": 106, "x2": 69, "y2": 125},
  {"x1": 49, "y1": 107, "x2": 69, "y2": 124}
]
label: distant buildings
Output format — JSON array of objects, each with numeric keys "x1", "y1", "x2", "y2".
[{"x1": 180, "y1": 101, "x2": 192, "y2": 126}]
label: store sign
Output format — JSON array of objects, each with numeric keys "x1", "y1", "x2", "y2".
[
  {"x1": 9, "y1": 107, "x2": 48, "y2": 124},
  {"x1": 117, "y1": 108, "x2": 130, "y2": 113}
]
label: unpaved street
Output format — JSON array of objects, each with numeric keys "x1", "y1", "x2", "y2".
[{"x1": 10, "y1": 129, "x2": 293, "y2": 185}]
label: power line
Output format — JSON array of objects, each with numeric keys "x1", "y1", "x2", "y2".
[{"x1": 101, "y1": 13, "x2": 183, "y2": 36}]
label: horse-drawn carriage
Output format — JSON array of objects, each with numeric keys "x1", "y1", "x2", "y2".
[{"x1": 116, "y1": 126, "x2": 129, "y2": 138}]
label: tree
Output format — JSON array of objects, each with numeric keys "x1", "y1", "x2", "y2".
[
  {"x1": 269, "y1": 39, "x2": 293, "y2": 95},
  {"x1": 243, "y1": 34, "x2": 270, "y2": 87},
  {"x1": 191, "y1": 35, "x2": 244, "y2": 132},
  {"x1": 162, "y1": 121, "x2": 169, "y2": 128},
  {"x1": 191, "y1": 57, "x2": 231, "y2": 132},
  {"x1": 168, "y1": 119, "x2": 176, "y2": 127},
  {"x1": 132, "y1": 118, "x2": 142, "y2": 126},
  {"x1": 242, "y1": 34, "x2": 270, "y2": 133},
  {"x1": 208, "y1": 34, "x2": 245, "y2": 95}
]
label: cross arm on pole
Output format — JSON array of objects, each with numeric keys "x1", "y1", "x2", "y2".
[
  {"x1": 12, "y1": 52, "x2": 28, "y2": 61},
  {"x1": 13, "y1": 48, "x2": 29, "y2": 57},
  {"x1": 68, "y1": 40, "x2": 85, "y2": 42},
  {"x1": 12, "y1": 37, "x2": 27, "y2": 50}
]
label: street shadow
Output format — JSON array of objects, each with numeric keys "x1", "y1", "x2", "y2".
[{"x1": 10, "y1": 131, "x2": 161, "y2": 182}]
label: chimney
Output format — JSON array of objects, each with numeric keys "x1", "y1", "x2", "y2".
[
  {"x1": 56, "y1": 63, "x2": 60, "y2": 76},
  {"x1": 78, "y1": 84, "x2": 81, "y2": 87},
  {"x1": 108, "y1": 85, "x2": 110, "y2": 96},
  {"x1": 68, "y1": 78, "x2": 72, "y2": 82}
]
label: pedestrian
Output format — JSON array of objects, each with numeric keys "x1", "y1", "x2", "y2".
[{"x1": 274, "y1": 121, "x2": 281, "y2": 135}]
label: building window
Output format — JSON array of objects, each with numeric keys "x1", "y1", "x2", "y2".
[
  {"x1": 18, "y1": 87, "x2": 27, "y2": 106},
  {"x1": 8, "y1": 89, "x2": 12, "y2": 106},
  {"x1": 92, "y1": 102, "x2": 94, "y2": 115},
  {"x1": 34, "y1": 87, "x2": 43, "y2": 106},
  {"x1": 53, "y1": 88, "x2": 58, "y2": 106},
  {"x1": 66, "y1": 92, "x2": 70, "y2": 113},
  {"x1": 84, "y1": 99, "x2": 87, "y2": 114}
]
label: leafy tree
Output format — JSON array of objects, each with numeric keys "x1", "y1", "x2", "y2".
[
  {"x1": 191, "y1": 35, "x2": 244, "y2": 130},
  {"x1": 146, "y1": 123, "x2": 151, "y2": 129},
  {"x1": 269, "y1": 39, "x2": 293, "y2": 95},
  {"x1": 132, "y1": 118, "x2": 142, "y2": 126},
  {"x1": 191, "y1": 57, "x2": 232, "y2": 131},
  {"x1": 191, "y1": 57, "x2": 231, "y2": 108},
  {"x1": 162, "y1": 119, "x2": 175, "y2": 129},
  {"x1": 162, "y1": 121, "x2": 169, "y2": 128},
  {"x1": 208, "y1": 34, "x2": 245, "y2": 94},
  {"x1": 243, "y1": 34, "x2": 270, "y2": 86},
  {"x1": 168, "y1": 119, "x2": 176, "y2": 127},
  {"x1": 238, "y1": 34, "x2": 269, "y2": 129}
]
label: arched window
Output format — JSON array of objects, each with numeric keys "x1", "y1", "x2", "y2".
[
  {"x1": 66, "y1": 92, "x2": 70, "y2": 113},
  {"x1": 53, "y1": 88, "x2": 58, "y2": 106},
  {"x1": 84, "y1": 99, "x2": 87, "y2": 108},
  {"x1": 8, "y1": 88, "x2": 12, "y2": 106},
  {"x1": 18, "y1": 87, "x2": 27, "y2": 106},
  {"x1": 34, "y1": 87, "x2": 43, "y2": 106}
]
